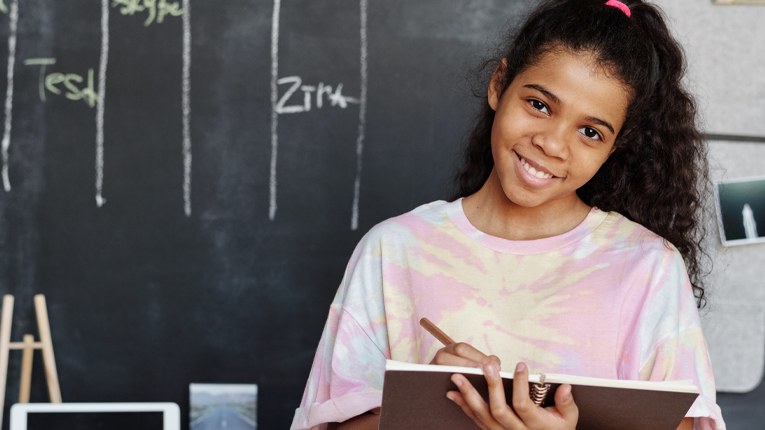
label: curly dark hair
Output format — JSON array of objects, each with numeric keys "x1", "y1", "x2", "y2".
[{"x1": 451, "y1": 0, "x2": 710, "y2": 307}]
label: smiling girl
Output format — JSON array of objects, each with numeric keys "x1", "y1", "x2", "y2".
[{"x1": 291, "y1": 1, "x2": 724, "y2": 429}]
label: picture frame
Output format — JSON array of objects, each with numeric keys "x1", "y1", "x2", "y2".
[
  {"x1": 714, "y1": 175, "x2": 765, "y2": 246},
  {"x1": 190, "y1": 383, "x2": 257, "y2": 430},
  {"x1": 9, "y1": 403, "x2": 180, "y2": 430}
]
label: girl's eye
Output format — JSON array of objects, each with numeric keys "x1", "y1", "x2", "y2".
[
  {"x1": 579, "y1": 127, "x2": 602, "y2": 141},
  {"x1": 529, "y1": 99, "x2": 549, "y2": 114}
]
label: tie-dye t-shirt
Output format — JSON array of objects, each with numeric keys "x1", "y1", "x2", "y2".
[{"x1": 291, "y1": 200, "x2": 725, "y2": 430}]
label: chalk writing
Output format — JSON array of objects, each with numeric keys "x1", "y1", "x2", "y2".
[
  {"x1": 275, "y1": 76, "x2": 359, "y2": 114},
  {"x1": 97, "y1": 0, "x2": 109, "y2": 207},
  {"x1": 26, "y1": 59, "x2": 98, "y2": 108},
  {"x1": 352, "y1": 0, "x2": 368, "y2": 231},
  {"x1": 269, "y1": 0, "x2": 281, "y2": 220},
  {"x1": 23, "y1": 58, "x2": 55, "y2": 102},
  {"x1": 182, "y1": 0, "x2": 191, "y2": 216},
  {"x1": 268, "y1": 0, "x2": 367, "y2": 225},
  {"x1": 1, "y1": 0, "x2": 17, "y2": 192},
  {"x1": 46, "y1": 70, "x2": 98, "y2": 107},
  {"x1": 112, "y1": 0, "x2": 183, "y2": 26}
]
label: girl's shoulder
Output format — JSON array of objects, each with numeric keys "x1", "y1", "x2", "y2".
[
  {"x1": 597, "y1": 209, "x2": 679, "y2": 254},
  {"x1": 341, "y1": 200, "x2": 453, "y2": 293},
  {"x1": 598, "y1": 211, "x2": 692, "y2": 296},
  {"x1": 362, "y1": 200, "x2": 454, "y2": 241}
]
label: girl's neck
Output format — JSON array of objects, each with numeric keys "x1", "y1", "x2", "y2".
[{"x1": 462, "y1": 170, "x2": 592, "y2": 241}]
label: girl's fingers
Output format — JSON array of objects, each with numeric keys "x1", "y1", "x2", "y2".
[
  {"x1": 483, "y1": 362, "x2": 523, "y2": 428},
  {"x1": 447, "y1": 391, "x2": 491, "y2": 430},
  {"x1": 431, "y1": 352, "x2": 485, "y2": 368},
  {"x1": 511, "y1": 362, "x2": 544, "y2": 429},
  {"x1": 488, "y1": 355, "x2": 502, "y2": 370},
  {"x1": 429, "y1": 343, "x2": 501, "y2": 370},
  {"x1": 553, "y1": 384, "x2": 579, "y2": 424},
  {"x1": 446, "y1": 342, "x2": 497, "y2": 366},
  {"x1": 451, "y1": 373, "x2": 502, "y2": 430}
]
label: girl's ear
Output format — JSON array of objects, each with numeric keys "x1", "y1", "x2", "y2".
[{"x1": 488, "y1": 59, "x2": 508, "y2": 111}]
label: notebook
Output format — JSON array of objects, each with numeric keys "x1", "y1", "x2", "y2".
[{"x1": 379, "y1": 360, "x2": 699, "y2": 430}]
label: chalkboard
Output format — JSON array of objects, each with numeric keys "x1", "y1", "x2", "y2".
[{"x1": 0, "y1": 1, "x2": 758, "y2": 430}]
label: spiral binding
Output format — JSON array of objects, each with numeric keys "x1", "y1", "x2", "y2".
[
  {"x1": 530, "y1": 374, "x2": 551, "y2": 406},
  {"x1": 530, "y1": 383, "x2": 550, "y2": 406}
]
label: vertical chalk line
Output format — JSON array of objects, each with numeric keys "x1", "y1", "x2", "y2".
[
  {"x1": 182, "y1": 0, "x2": 191, "y2": 217},
  {"x1": 1, "y1": 0, "x2": 18, "y2": 192},
  {"x1": 268, "y1": 0, "x2": 281, "y2": 221},
  {"x1": 95, "y1": 0, "x2": 109, "y2": 207},
  {"x1": 350, "y1": 0, "x2": 368, "y2": 231}
]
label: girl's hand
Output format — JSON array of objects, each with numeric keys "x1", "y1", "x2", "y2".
[
  {"x1": 447, "y1": 362, "x2": 578, "y2": 430},
  {"x1": 430, "y1": 342, "x2": 502, "y2": 369}
]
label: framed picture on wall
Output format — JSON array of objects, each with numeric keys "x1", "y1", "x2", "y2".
[
  {"x1": 189, "y1": 383, "x2": 257, "y2": 430},
  {"x1": 715, "y1": 176, "x2": 765, "y2": 246}
]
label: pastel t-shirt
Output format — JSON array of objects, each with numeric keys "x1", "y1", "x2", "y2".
[{"x1": 291, "y1": 200, "x2": 725, "y2": 430}]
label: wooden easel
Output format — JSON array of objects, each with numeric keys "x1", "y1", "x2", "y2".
[{"x1": 0, "y1": 294, "x2": 62, "y2": 427}]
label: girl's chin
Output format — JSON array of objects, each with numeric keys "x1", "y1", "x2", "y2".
[
  {"x1": 498, "y1": 187, "x2": 553, "y2": 209},
  {"x1": 498, "y1": 180, "x2": 578, "y2": 209}
]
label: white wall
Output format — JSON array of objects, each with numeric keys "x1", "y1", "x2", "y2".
[{"x1": 657, "y1": 0, "x2": 765, "y2": 136}]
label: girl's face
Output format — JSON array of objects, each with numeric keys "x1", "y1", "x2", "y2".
[{"x1": 488, "y1": 49, "x2": 631, "y2": 210}]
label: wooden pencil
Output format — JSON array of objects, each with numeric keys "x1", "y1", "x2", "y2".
[{"x1": 419, "y1": 317, "x2": 456, "y2": 346}]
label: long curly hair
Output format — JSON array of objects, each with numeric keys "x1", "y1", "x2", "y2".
[{"x1": 451, "y1": 0, "x2": 710, "y2": 307}]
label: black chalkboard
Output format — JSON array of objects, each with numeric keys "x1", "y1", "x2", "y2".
[{"x1": 0, "y1": 1, "x2": 758, "y2": 429}]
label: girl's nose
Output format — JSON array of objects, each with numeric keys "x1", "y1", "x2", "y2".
[{"x1": 531, "y1": 123, "x2": 570, "y2": 160}]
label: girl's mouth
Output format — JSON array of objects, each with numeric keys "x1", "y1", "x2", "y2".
[
  {"x1": 519, "y1": 155, "x2": 555, "y2": 179},
  {"x1": 514, "y1": 151, "x2": 558, "y2": 186}
]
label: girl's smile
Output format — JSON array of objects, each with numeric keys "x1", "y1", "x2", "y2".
[{"x1": 513, "y1": 150, "x2": 558, "y2": 186}]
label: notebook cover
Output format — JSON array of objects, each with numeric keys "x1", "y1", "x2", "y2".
[{"x1": 378, "y1": 370, "x2": 699, "y2": 430}]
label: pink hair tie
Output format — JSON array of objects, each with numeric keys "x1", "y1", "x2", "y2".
[{"x1": 605, "y1": 0, "x2": 631, "y2": 17}]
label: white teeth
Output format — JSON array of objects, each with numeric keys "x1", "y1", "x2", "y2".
[{"x1": 519, "y1": 155, "x2": 554, "y2": 179}]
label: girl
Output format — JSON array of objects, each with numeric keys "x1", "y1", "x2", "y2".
[{"x1": 292, "y1": 0, "x2": 725, "y2": 429}]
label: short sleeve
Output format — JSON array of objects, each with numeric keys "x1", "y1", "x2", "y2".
[
  {"x1": 618, "y1": 244, "x2": 725, "y2": 430},
  {"x1": 639, "y1": 327, "x2": 724, "y2": 430},
  {"x1": 290, "y1": 231, "x2": 391, "y2": 430}
]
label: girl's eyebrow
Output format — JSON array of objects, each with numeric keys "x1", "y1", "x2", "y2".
[
  {"x1": 524, "y1": 83, "x2": 615, "y2": 135},
  {"x1": 585, "y1": 116, "x2": 615, "y2": 135},
  {"x1": 523, "y1": 84, "x2": 560, "y2": 105}
]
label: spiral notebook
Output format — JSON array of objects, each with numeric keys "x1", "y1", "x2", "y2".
[{"x1": 379, "y1": 360, "x2": 699, "y2": 430}]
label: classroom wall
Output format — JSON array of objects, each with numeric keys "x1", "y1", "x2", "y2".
[{"x1": 656, "y1": 0, "x2": 765, "y2": 137}]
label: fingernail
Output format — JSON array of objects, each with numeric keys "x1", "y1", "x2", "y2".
[
  {"x1": 561, "y1": 385, "x2": 571, "y2": 400},
  {"x1": 483, "y1": 360, "x2": 502, "y2": 372},
  {"x1": 446, "y1": 393, "x2": 455, "y2": 402},
  {"x1": 484, "y1": 363, "x2": 496, "y2": 377},
  {"x1": 516, "y1": 362, "x2": 526, "y2": 373},
  {"x1": 453, "y1": 377, "x2": 463, "y2": 388}
]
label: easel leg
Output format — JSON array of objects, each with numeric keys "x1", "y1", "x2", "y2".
[
  {"x1": 18, "y1": 334, "x2": 34, "y2": 403},
  {"x1": 0, "y1": 295, "x2": 15, "y2": 427},
  {"x1": 34, "y1": 295, "x2": 62, "y2": 403}
]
